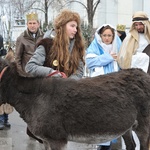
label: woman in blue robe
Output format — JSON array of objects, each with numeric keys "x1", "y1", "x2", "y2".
[
  {"x1": 86, "y1": 24, "x2": 121, "y2": 77},
  {"x1": 86, "y1": 24, "x2": 122, "y2": 150}
]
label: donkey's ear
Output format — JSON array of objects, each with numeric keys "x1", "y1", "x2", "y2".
[{"x1": 5, "y1": 51, "x2": 15, "y2": 63}]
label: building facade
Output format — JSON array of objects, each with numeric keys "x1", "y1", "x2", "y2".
[
  {"x1": 39, "y1": 0, "x2": 150, "y2": 31},
  {"x1": 69, "y1": 0, "x2": 150, "y2": 29},
  {"x1": 2, "y1": 0, "x2": 150, "y2": 45}
]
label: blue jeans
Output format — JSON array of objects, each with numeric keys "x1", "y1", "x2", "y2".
[{"x1": 0, "y1": 114, "x2": 8, "y2": 122}]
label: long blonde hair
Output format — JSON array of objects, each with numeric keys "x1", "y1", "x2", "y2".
[{"x1": 49, "y1": 9, "x2": 85, "y2": 76}]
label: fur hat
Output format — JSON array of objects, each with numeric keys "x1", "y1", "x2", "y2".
[{"x1": 54, "y1": 9, "x2": 81, "y2": 29}]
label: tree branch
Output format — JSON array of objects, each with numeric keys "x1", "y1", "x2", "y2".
[
  {"x1": 31, "y1": 7, "x2": 46, "y2": 14},
  {"x1": 93, "y1": 0, "x2": 101, "y2": 14},
  {"x1": 64, "y1": 0, "x2": 87, "y2": 11}
]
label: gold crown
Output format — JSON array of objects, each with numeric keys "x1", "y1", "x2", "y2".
[
  {"x1": 26, "y1": 12, "x2": 38, "y2": 21},
  {"x1": 116, "y1": 24, "x2": 126, "y2": 31}
]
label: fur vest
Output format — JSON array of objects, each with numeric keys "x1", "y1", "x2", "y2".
[{"x1": 36, "y1": 38, "x2": 57, "y2": 70}]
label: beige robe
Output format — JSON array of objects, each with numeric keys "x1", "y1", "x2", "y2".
[{"x1": 117, "y1": 11, "x2": 150, "y2": 72}]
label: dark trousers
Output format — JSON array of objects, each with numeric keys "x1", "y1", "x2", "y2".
[{"x1": 0, "y1": 114, "x2": 8, "y2": 122}]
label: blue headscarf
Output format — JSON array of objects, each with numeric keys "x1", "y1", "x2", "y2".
[{"x1": 86, "y1": 24, "x2": 122, "y2": 76}]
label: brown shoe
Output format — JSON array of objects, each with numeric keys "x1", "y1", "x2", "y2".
[{"x1": 26, "y1": 127, "x2": 43, "y2": 144}]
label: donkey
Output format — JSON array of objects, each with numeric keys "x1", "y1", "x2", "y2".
[{"x1": 0, "y1": 57, "x2": 150, "y2": 150}]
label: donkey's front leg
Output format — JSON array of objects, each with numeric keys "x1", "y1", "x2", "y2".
[{"x1": 44, "y1": 139, "x2": 67, "y2": 150}]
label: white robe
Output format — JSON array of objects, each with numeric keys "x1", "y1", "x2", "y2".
[{"x1": 131, "y1": 33, "x2": 149, "y2": 73}]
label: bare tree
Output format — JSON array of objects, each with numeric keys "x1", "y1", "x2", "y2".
[
  {"x1": 64, "y1": 0, "x2": 101, "y2": 28},
  {"x1": 10, "y1": 0, "x2": 37, "y2": 18},
  {"x1": 0, "y1": 0, "x2": 37, "y2": 47},
  {"x1": 32, "y1": 0, "x2": 63, "y2": 31}
]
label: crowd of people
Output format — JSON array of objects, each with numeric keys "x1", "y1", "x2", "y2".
[{"x1": 0, "y1": 9, "x2": 150, "y2": 150}]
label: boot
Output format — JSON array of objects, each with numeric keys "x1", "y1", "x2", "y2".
[
  {"x1": 99, "y1": 145, "x2": 111, "y2": 150},
  {"x1": 4, "y1": 120, "x2": 11, "y2": 128},
  {"x1": 0, "y1": 120, "x2": 4, "y2": 130},
  {"x1": 26, "y1": 127, "x2": 43, "y2": 144},
  {"x1": 4, "y1": 113, "x2": 11, "y2": 128}
]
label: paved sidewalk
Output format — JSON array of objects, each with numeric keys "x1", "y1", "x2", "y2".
[{"x1": 0, "y1": 110, "x2": 44, "y2": 150}]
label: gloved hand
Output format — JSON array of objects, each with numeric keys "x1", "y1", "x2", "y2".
[{"x1": 47, "y1": 70, "x2": 67, "y2": 78}]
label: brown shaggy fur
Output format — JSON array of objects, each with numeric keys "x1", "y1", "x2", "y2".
[
  {"x1": 5, "y1": 50, "x2": 15, "y2": 63},
  {"x1": 0, "y1": 57, "x2": 150, "y2": 150}
]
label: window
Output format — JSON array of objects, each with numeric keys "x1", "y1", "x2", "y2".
[{"x1": 14, "y1": 19, "x2": 25, "y2": 26}]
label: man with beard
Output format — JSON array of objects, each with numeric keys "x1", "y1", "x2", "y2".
[{"x1": 117, "y1": 11, "x2": 150, "y2": 74}]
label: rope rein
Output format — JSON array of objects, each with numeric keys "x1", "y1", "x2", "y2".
[{"x1": 47, "y1": 70, "x2": 67, "y2": 78}]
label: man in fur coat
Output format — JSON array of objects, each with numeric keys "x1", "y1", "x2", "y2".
[{"x1": 15, "y1": 12, "x2": 44, "y2": 142}]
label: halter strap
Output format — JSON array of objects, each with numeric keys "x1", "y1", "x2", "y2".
[{"x1": 0, "y1": 66, "x2": 8, "y2": 81}]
